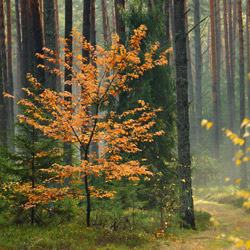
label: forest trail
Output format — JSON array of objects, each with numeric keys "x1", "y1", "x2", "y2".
[{"x1": 160, "y1": 200, "x2": 250, "y2": 250}]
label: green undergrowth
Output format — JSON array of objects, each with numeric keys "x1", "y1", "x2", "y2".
[
  {"x1": 0, "y1": 208, "x2": 211, "y2": 250},
  {"x1": 195, "y1": 185, "x2": 250, "y2": 212}
]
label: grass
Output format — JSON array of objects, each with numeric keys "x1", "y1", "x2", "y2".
[{"x1": 0, "y1": 207, "x2": 212, "y2": 250}]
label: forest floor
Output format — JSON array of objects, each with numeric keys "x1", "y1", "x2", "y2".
[{"x1": 159, "y1": 199, "x2": 250, "y2": 250}]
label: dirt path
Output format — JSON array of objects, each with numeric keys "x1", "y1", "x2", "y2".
[{"x1": 160, "y1": 200, "x2": 250, "y2": 250}]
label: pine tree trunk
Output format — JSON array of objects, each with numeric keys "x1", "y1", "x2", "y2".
[
  {"x1": 29, "y1": 0, "x2": 45, "y2": 84},
  {"x1": 215, "y1": 0, "x2": 221, "y2": 139},
  {"x1": 20, "y1": 0, "x2": 29, "y2": 90},
  {"x1": 169, "y1": 0, "x2": 175, "y2": 64},
  {"x1": 209, "y1": 0, "x2": 219, "y2": 159},
  {"x1": 247, "y1": 0, "x2": 250, "y2": 118},
  {"x1": 64, "y1": 0, "x2": 73, "y2": 166},
  {"x1": 15, "y1": 0, "x2": 22, "y2": 95},
  {"x1": 185, "y1": 0, "x2": 196, "y2": 152},
  {"x1": 114, "y1": 0, "x2": 125, "y2": 40},
  {"x1": 83, "y1": 0, "x2": 91, "y2": 227},
  {"x1": 194, "y1": 0, "x2": 202, "y2": 149},
  {"x1": 101, "y1": 0, "x2": 111, "y2": 45},
  {"x1": 228, "y1": 0, "x2": 236, "y2": 131},
  {"x1": 173, "y1": 0, "x2": 195, "y2": 230},
  {"x1": 223, "y1": 0, "x2": 235, "y2": 181},
  {"x1": 83, "y1": 0, "x2": 91, "y2": 61},
  {"x1": 0, "y1": 0, "x2": 8, "y2": 146},
  {"x1": 0, "y1": 52, "x2": 6, "y2": 145},
  {"x1": 238, "y1": 0, "x2": 247, "y2": 189},
  {"x1": 43, "y1": 0, "x2": 56, "y2": 90},
  {"x1": 54, "y1": 0, "x2": 61, "y2": 92},
  {"x1": 6, "y1": 0, "x2": 14, "y2": 149}
]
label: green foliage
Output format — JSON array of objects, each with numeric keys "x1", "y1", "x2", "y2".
[{"x1": 192, "y1": 151, "x2": 222, "y2": 186}]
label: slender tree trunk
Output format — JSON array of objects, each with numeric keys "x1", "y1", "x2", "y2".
[
  {"x1": 0, "y1": 52, "x2": 6, "y2": 145},
  {"x1": 83, "y1": 0, "x2": 91, "y2": 227},
  {"x1": 101, "y1": 0, "x2": 111, "y2": 45},
  {"x1": 0, "y1": 0, "x2": 8, "y2": 146},
  {"x1": 114, "y1": 0, "x2": 125, "y2": 41},
  {"x1": 43, "y1": 0, "x2": 56, "y2": 90},
  {"x1": 238, "y1": 0, "x2": 247, "y2": 189},
  {"x1": 6, "y1": 0, "x2": 14, "y2": 149},
  {"x1": 20, "y1": 0, "x2": 29, "y2": 89},
  {"x1": 209, "y1": 0, "x2": 219, "y2": 159},
  {"x1": 185, "y1": 0, "x2": 195, "y2": 152},
  {"x1": 247, "y1": 0, "x2": 250, "y2": 118},
  {"x1": 173, "y1": 0, "x2": 195, "y2": 230},
  {"x1": 64, "y1": 0, "x2": 73, "y2": 166},
  {"x1": 83, "y1": 0, "x2": 91, "y2": 61},
  {"x1": 15, "y1": 0, "x2": 22, "y2": 95},
  {"x1": 194, "y1": 0, "x2": 202, "y2": 149},
  {"x1": 215, "y1": 0, "x2": 222, "y2": 138},
  {"x1": 54, "y1": 0, "x2": 61, "y2": 92},
  {"x1": 223, "y1": 0, "x2": 235, "y2": 181},
  {"x1": 29, "y1": 0, "x2": 45, "y2": 84},
  {"x1": 228, "y1": 0, "x2": 236, "y2": 131}
]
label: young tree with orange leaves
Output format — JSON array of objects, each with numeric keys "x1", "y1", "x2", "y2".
[{"x1": 14, "y1": 26, "x2": 171, "y2": 226}]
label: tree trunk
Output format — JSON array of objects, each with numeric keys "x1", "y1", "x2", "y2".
[
  {"x1": 223, "y1": 0, "x2": 235, "y2": 181},
  {"x1": 20, "y1": 0, "x2": 29, "y2": 89},
  {"x1": 83, "y1": 0, "x2": 91, "y2": 61},
  {"x1": 247, "y1": 0, "x2": 250, "y2": 118},
  {"x1": 194, "y1": 0, "x2": 202, "y2": 149},
  {"x1": 173, "y1": 0, "x2": 195, "y2": 230},
  {"x1": 54, "y1": 0, "x2": 61, "y2": 92},
  {"x1": 114, "y1": 0, "x2": 125, "y2": 41},
  {"x1": 238, "y1": 0, "x2": 247, "y2": 189},
  {"x1": 215, "y1": 0, "x2": 222, "y2": 139},
  {"x1": 101, "y1": 0, "x2": 111, "y2": 45},
  {"x1": 0, "y1": 0, "x2": 8, "y2": 146},
  {"x1": 0, "y1": 52, "x2": 6, "y2": 145},
  {"x1": 6, "y1": 0, "x2": 14, "y2": 149},
  {"x1": 63, "y1": 0, "x2": 73, "y2": 166},
  {"x1": 209, "y1": 0, "x2": 219, "y2": 159},
  {"x1": 83, "y1": 0, "x2": 91, "y2": 227},
  {"x1": 15, "y1": 0, "x2": 22, "y2": 96},
  {"x1": 228, "y1": 0, "x2": 236, "y2": 131},
  {"x1": 185, "y1": 0, "x2": 195, "y2": 152},
  {"x1": 29, "y1": 0, "x2": 45, "y2": 84},
  {"x1": 43, "y1": 0, "x2": 56, "y2": 90}
]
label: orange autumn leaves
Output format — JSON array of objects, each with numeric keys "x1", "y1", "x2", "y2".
[{"x1": 15, "y1": 25, "x2": 172, "y2": 208}]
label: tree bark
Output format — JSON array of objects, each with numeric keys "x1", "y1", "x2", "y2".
[
  {"x1": 0, "y1": 0, "x2": 8, "y2": 146},
  {"x1": 29, "y1": 0, "x2": 45, "y2": 84},
  {"x1": 43, "y1": 0, "x2": 57, "y2": 90},
  {"x1": 194, "y1": 0, "x2": 202, "y2": 149},
  {"x1": 228, "y1": 0, "x2": 236, "y2": 131},
  {"x1": 209, "y1": 0, "x2": 219, "y2": 159},
  {"x1": 215, "y1": 0, "x2": 222, "y2": 138},
  {"x1": 185, "y1": 0, "x2": 195, "y2": 152},
  {"x1": 238, "y1": 0, "x2": 247, "y2": 189},
  {"x1": 173, "y1": 0, "x2": 195, "y2": 230},
  {"x1": 20, "y1": 0, "x2": 29, "y2": 89},
  {"x1": 223, "y1": 0, "x2": 235, "y2": 181},
  {"x1": 101, "y1": 0, "x2": 111, "y2": 45},
  {"x1": 247, "y1": 0, "x2": 250, "y2": 118},
  {"x1": 6, "y1": 0, "x2": 14, "y2": 149},
  {"x1": 114, "y1": 0, "x2": 125, "y2": 41},
  {"x1": 54, "y1": 0, "x2": 61, "y2": 91},
  {"x1": 64, "y1": 0, "x2": 73, "y2": 166}
]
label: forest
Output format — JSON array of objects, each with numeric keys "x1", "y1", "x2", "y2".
[{"x1": 0, "y1": 0, "x2": 250, "y2": 249}]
